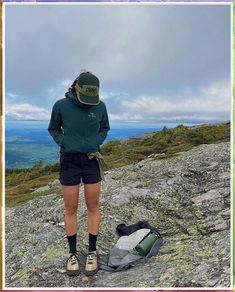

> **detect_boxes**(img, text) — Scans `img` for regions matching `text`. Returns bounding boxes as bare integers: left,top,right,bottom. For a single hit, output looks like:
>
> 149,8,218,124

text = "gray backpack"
99,222,163,272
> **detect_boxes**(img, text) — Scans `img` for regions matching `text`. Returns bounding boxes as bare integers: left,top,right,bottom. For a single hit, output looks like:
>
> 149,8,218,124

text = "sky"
5,4,231,124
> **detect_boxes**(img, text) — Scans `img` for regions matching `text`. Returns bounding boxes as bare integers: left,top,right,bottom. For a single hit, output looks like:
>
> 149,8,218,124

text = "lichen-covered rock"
5,142,230,288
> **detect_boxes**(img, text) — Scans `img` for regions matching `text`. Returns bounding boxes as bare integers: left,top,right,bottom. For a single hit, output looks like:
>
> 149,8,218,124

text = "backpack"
99,220,163,272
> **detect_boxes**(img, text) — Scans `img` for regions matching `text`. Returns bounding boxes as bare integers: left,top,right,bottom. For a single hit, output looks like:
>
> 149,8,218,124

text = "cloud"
7,93,19,99
109,112,144,122
5,81,230,123
60,80,72,87
5,5,231,124
6,103,51,120
112,81,231,123
44,78,74,108
100,91,129,100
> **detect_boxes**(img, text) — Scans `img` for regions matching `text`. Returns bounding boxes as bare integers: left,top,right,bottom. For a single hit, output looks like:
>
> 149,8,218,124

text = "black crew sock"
67,234,77,254
88,233,98,252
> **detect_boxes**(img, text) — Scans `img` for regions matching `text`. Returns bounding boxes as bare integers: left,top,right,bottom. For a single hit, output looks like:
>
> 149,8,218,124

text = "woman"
48,71,110,276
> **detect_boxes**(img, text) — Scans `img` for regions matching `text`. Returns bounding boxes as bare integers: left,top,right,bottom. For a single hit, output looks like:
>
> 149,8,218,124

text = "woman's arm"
98,103,110,146
48,102,64,147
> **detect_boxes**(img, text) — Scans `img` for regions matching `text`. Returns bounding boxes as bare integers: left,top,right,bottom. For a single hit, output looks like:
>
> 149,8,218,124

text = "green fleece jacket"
48,90,110,153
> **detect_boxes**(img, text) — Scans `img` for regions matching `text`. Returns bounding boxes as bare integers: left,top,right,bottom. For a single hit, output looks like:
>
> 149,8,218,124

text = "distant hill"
101,121,230,169
5,121,230,207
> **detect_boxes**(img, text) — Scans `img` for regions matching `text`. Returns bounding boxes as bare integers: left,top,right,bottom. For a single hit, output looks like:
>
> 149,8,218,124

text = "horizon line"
5,119,230,123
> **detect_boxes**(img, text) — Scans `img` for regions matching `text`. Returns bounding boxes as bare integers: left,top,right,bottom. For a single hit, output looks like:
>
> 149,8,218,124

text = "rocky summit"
5,142,230,288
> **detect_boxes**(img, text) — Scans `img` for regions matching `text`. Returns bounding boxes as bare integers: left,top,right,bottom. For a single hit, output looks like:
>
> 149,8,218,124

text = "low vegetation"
5,161,59,207
101,122,230,169
5,122,230,207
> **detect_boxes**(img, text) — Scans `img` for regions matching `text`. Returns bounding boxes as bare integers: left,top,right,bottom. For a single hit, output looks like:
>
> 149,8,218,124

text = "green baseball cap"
75,72,100,105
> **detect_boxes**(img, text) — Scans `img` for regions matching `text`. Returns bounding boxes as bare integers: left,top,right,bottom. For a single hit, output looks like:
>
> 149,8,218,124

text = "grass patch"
5,161,60,207
6,172,60,207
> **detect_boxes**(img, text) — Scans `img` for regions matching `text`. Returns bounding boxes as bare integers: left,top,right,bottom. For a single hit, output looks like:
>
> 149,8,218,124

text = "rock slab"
5,142,231,288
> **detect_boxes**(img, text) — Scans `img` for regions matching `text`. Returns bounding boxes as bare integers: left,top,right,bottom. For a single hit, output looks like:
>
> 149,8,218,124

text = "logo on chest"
88,112,96,118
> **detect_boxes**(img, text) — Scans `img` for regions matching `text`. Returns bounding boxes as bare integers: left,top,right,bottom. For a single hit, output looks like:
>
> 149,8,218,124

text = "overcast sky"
5,4,231,124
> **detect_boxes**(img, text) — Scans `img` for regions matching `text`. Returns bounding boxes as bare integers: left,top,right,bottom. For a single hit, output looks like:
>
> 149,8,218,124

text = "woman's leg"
84,182,101,236
62,184,79,236
62,184,80,276
84,181,101,275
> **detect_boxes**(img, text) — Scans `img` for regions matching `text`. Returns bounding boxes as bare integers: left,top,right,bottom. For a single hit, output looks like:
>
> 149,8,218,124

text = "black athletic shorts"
59,151,101,185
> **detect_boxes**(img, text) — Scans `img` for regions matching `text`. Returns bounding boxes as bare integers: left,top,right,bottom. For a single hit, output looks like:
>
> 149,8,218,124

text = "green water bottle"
135,233,158,256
